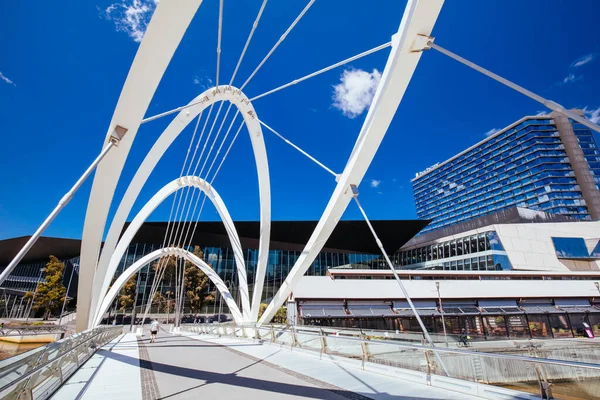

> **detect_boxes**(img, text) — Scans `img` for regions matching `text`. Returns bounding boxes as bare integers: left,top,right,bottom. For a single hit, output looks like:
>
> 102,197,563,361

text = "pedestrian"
150,319,160,343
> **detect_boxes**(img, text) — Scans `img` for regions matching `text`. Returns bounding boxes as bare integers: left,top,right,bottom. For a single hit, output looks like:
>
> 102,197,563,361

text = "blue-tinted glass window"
551,237,590,259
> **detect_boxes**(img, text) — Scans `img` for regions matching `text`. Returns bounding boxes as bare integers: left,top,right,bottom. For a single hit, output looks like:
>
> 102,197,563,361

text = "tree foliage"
118,274,137,312
150,246,213,315
24,256,66,320
152,290,175,314
184,246,213,315
258,303,287,324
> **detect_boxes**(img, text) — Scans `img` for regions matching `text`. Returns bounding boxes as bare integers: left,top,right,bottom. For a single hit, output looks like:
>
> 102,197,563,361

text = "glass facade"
393,231,513,271
573,122,600,192
0,257,79,293
108,243,381,312
412,117,600,232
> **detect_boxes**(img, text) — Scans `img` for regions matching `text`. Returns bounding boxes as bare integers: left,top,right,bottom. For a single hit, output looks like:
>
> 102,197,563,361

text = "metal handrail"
0,326,122,395
187,323,600,372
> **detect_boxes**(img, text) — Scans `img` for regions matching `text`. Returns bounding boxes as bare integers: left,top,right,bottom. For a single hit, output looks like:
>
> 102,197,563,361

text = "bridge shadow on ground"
100,334,435,399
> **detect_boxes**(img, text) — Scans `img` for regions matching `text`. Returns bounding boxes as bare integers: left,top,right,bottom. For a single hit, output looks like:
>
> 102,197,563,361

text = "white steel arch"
259,0,444,324
92,175,252,325
78,0,443,331
77,0,205,332
85,86,271,329
93,247,243,327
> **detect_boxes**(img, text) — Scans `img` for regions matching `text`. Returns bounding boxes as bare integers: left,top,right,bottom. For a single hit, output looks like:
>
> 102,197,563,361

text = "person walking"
150,319,160,343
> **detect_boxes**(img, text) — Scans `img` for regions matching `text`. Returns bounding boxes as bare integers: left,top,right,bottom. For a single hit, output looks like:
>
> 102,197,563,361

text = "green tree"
152,290,175,314
257,303,287,324
118,274,137,313
184,246,213,316
24,256,66,320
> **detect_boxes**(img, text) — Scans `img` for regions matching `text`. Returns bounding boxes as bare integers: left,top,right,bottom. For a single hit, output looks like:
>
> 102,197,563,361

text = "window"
552,237,593,259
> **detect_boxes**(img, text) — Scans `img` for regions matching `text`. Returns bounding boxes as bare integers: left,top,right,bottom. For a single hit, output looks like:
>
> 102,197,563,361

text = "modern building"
412,110,600,233
395,206,600,272
290,206,600,339
0,219,425,318
293,269,600,339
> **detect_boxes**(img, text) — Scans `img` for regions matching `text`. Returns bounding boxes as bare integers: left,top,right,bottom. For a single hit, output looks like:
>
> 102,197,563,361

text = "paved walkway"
52,333,142,400
54,329,483,399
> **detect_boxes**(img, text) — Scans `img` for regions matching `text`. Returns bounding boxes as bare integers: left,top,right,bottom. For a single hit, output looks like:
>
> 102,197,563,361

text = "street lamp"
436,281,448,347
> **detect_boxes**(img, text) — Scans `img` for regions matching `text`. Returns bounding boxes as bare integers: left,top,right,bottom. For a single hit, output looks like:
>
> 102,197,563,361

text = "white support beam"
77,0,204,332
259,0,444,325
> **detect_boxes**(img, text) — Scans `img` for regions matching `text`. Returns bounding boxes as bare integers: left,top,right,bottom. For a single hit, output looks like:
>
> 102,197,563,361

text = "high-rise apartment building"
412,110,600,232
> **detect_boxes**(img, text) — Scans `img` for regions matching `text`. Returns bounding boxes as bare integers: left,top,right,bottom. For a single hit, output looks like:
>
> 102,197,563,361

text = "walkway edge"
185,333,538,400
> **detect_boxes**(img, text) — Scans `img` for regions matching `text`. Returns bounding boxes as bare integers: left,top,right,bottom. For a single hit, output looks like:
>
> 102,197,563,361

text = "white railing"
183,323,600,399
0,326,122,400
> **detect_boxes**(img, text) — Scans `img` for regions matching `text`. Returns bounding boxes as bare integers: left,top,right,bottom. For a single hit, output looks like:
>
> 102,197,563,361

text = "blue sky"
1,0,600,240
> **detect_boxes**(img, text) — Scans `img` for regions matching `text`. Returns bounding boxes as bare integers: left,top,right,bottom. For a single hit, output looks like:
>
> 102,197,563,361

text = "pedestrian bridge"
2,324,600,399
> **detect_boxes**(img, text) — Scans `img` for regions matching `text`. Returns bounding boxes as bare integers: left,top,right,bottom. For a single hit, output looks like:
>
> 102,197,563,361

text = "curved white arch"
93,247,242,327
86,86,271,328
258,0,444,324
77,0,204,332
92,176,251,324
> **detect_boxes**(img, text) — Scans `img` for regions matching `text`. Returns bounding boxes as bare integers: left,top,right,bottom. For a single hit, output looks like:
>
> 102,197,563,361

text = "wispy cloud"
193,75,213,90
0,71,15,86
332,68,381,118
103,0,158,43
370,179,381,188
562,73,582,85
484,128,499,137
557,53,596,86
535,110,548,116
571,53,596,68
584,106,600,124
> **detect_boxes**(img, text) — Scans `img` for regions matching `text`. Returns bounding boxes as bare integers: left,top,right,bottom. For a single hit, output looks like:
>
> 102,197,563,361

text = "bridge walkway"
52,329,479,399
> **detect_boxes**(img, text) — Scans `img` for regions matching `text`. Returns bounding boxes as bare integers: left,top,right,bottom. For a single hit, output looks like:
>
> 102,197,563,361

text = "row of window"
414,131,566,200
412,118,600,233
413,119,555,191
395,232,507,267
304,313,600,340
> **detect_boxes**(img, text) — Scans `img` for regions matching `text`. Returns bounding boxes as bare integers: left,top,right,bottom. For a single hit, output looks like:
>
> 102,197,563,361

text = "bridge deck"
53,329,478,399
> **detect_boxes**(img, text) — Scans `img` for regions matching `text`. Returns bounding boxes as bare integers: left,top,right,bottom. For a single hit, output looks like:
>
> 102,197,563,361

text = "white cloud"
370,179,381,188
584,106,600,124
332,68,381,118
571,53,596,68
535,110,548,116
193,75,213,89
484,128,499,137
104,0,158,43
563,73,581,84
0,71,15,86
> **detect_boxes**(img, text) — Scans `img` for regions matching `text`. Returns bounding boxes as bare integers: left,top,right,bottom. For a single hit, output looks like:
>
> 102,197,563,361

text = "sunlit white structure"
3,0,598,335
74,0,445,331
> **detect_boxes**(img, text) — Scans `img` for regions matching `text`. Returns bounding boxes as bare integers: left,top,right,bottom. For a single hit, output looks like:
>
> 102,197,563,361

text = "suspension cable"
173,102,229,247
240,0,315,90
139,112,206,326
229,0,268,85
168,103,221,250
216,0,224,87
351,189,448,375
428,41,600,134
186,120,245,253
258,119,338,177
250,41,391,102
181,110,241,247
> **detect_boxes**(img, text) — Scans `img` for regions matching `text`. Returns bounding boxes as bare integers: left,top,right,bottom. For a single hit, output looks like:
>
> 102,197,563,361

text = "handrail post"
359,333,370,370
292,326,299,349
534,364,553,399
319,328,327,358
270,325,276,343
424,351,433,385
